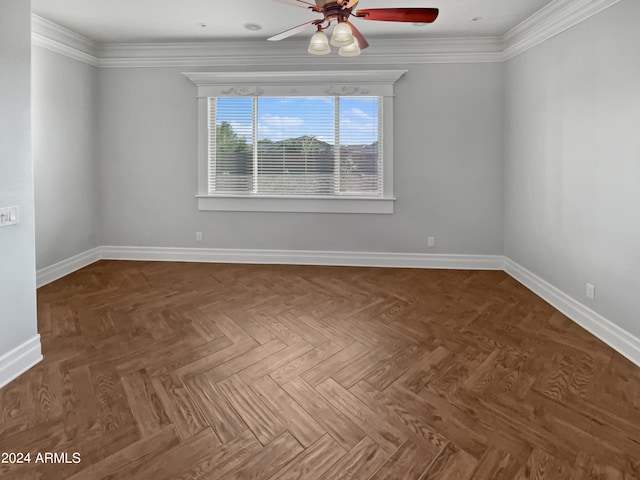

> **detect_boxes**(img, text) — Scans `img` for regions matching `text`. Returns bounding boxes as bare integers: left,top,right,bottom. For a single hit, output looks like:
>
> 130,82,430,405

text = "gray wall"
98,63,504,254
32,46,99,269
504,0,640,336
0,0,38,354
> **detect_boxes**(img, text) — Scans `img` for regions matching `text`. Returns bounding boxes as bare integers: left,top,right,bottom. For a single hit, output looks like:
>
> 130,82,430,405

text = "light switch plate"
0,206,19,227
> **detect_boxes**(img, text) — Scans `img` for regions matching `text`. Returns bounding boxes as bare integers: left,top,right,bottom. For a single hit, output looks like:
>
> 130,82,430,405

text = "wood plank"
210,313,251,343
269,434,346,480
364,343,423,391
150,374,208,441
89,366,135,433
218,375,286,445
386,385,488,458
321,436,388,480
173,337,258,377
173,429,262,480
121,369,170,438
301,342,369,387
421,443,479,480
255,313,304,345
369,440,438,480
182,308,225,342
128,336,232,376
218,432,304,480
66,426,179,480
283,377,366,451
316,378,405,454
471,448,524,480
237,341,314,384
394,346,455,394
114,427,220,480
228,313,278,345
349,380,447,456
28,363,63,427
269,341,342,385
204,339,287,382
60,364,101,439
332,347,397,389
251,375,325,447
514,448,574,480
276,312,331,347
183,372,247,443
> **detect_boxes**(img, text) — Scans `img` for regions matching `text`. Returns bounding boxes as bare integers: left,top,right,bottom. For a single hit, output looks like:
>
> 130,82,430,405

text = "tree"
215,121,249,153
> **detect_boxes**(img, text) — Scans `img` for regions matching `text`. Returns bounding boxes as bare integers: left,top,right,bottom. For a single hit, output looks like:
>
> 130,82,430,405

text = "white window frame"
183,70,407,214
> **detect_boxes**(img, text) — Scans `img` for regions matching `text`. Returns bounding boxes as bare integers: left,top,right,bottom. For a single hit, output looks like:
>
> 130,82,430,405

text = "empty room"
1,0,639,478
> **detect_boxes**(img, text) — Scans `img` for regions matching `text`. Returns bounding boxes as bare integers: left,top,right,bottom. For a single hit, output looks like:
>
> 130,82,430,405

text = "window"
184,70,406,213
209,96,381,197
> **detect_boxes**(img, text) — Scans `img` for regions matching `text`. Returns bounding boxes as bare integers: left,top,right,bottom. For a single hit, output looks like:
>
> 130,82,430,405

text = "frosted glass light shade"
339,38,361,57
330,22,354,47
308,31,331,55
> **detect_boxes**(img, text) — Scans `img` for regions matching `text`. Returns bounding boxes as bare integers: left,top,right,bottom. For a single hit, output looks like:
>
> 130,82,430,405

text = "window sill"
196,195,395,214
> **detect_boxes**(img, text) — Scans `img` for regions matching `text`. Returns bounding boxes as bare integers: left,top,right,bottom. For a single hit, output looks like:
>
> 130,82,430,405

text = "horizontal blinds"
209,97,253,193
208,96,381,196
338,97,381,195
257,97,336,196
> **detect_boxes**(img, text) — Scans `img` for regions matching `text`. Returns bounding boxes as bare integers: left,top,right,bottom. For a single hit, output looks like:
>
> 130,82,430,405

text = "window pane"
339,97,381,194
208,96,382,197
211,98,253,193
257,97,336,196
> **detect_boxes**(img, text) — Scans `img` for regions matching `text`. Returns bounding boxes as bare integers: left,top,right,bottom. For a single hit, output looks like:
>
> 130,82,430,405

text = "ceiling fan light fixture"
308,30,331,55
330,21,355,47
338,38,361,57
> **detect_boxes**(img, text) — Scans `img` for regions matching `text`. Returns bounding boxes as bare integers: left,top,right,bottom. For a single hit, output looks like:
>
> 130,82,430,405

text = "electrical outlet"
196,232,203,242
586,283,595,300
427,236,435,248
0,206,19,227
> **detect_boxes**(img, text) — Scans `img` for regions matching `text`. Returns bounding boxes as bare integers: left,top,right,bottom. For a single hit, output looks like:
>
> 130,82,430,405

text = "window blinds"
208,96,382,197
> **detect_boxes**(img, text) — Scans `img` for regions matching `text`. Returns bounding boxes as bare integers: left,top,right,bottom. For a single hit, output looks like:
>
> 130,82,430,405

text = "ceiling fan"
268,0,439,56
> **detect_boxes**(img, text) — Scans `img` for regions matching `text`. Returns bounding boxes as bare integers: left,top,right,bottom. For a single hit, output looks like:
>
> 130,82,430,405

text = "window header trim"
182,70,407,98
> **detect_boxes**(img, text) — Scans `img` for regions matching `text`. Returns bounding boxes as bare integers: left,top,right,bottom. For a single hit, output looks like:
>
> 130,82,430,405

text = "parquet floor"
1,261,639,479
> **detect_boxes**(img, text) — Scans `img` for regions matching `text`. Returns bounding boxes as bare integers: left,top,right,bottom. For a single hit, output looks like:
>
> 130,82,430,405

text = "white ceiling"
32,0,554,44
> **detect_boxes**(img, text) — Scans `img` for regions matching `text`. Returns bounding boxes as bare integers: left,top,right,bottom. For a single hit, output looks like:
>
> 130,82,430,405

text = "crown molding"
502,0,623,60
31,0,623,68
97,37,503,68
32,33,100,67
31,14,99,67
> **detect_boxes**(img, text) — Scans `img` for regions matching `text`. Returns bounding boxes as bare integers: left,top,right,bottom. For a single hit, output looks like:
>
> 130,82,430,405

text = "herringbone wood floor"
1,261,639,479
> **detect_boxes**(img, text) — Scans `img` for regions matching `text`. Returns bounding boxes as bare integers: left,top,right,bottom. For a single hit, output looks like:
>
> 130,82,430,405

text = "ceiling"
32,0,554,44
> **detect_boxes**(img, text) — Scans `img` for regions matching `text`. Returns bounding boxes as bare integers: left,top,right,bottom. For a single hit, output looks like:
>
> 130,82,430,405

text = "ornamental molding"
221,87,265,96
324,86,371,95
183,70,407,97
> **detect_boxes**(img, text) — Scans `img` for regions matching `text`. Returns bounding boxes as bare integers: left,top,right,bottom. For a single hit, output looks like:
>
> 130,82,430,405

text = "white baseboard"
504,258,640,368
36,247,102,288
100,245,505,270
35,246,640,368
0,335,42,389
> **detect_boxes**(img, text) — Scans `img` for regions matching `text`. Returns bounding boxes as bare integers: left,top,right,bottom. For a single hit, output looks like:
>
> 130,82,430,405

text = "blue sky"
216,96,379,146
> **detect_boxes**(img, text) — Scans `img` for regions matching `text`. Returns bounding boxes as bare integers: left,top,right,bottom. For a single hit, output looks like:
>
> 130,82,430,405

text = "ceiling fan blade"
273,0,323,13
268,21,317,41
348,22,369,49
355,8,439,23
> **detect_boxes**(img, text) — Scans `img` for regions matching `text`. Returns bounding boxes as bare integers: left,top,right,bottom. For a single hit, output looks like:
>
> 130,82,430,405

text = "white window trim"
183,70,407,214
